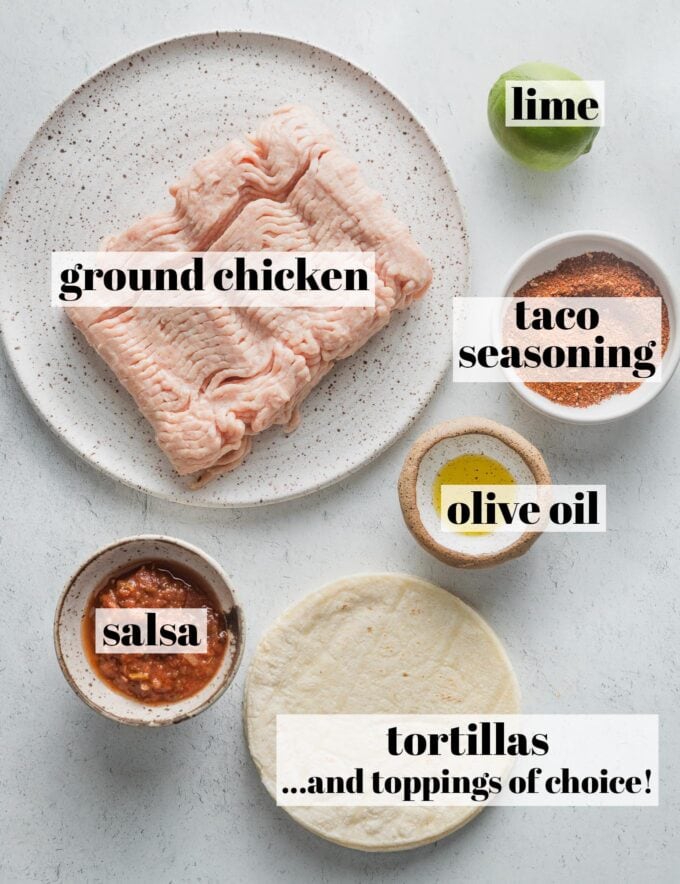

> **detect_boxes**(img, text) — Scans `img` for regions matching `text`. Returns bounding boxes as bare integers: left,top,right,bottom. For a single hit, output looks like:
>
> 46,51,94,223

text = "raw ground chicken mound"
68,105,432,485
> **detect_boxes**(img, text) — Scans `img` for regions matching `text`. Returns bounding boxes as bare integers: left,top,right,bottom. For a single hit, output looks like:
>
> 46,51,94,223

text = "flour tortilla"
244,573,520,851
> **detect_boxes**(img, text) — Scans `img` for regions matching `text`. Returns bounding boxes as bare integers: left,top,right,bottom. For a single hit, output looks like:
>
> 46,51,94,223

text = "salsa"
83,562,230,704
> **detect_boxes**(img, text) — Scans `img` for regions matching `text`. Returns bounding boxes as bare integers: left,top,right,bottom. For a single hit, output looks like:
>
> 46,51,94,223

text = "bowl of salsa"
54,536,244,726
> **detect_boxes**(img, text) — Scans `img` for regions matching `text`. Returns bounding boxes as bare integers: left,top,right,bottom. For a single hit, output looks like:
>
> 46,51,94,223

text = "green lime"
488,61,600,171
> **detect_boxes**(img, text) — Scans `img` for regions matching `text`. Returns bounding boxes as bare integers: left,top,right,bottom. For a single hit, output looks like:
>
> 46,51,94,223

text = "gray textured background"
1,1,678,881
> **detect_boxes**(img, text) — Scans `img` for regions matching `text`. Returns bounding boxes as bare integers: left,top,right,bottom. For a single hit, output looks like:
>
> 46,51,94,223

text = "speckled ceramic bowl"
398,418,551,568
54,536,244,726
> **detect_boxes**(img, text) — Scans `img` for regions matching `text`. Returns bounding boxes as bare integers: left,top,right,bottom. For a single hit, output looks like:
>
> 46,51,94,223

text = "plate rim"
0,28,469,508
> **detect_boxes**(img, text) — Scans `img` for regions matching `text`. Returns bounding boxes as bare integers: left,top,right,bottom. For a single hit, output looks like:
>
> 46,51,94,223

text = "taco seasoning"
83,563,229,704
514,251,669,407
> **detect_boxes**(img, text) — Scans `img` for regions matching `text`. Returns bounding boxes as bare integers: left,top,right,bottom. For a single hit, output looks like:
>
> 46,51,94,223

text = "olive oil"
432,453,516,536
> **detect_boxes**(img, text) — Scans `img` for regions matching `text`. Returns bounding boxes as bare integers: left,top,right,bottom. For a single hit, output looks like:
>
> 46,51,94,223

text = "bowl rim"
499,229,680,424
397,418,552,568
53,534,245,727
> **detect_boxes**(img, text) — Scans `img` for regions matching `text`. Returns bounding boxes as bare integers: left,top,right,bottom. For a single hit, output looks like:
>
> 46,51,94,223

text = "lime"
488,62,600,171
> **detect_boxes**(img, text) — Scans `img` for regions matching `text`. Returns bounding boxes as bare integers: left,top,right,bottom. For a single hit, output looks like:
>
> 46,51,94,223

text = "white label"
94,607,208,654
453,297,662,383
276,714,657,807
440,484,606,533
505,80,605,127
52,251,376,308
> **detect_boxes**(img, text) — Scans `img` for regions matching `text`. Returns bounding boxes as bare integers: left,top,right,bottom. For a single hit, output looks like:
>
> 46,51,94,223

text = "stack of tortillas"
245,574,520,851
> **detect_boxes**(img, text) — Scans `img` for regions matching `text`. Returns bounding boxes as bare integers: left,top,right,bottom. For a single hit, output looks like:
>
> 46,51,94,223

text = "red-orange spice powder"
514,251,670,407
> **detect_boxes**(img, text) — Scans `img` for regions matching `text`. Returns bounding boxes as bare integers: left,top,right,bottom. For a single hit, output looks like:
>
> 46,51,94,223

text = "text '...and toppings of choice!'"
276,715,657,807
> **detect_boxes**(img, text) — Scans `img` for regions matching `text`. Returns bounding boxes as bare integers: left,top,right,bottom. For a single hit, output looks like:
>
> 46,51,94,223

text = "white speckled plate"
0,32,467,507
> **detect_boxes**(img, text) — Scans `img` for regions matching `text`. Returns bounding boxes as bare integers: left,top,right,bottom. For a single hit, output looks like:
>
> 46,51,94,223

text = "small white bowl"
54,535,244,726
500,231,680,423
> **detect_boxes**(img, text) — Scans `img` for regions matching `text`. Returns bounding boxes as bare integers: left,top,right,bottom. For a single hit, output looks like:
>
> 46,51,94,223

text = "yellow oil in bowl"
432,453,516,536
